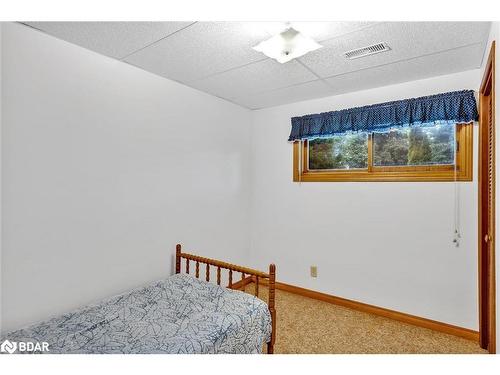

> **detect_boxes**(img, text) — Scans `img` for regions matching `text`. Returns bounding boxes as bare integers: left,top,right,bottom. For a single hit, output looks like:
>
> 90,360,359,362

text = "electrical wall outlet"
310,266,318,278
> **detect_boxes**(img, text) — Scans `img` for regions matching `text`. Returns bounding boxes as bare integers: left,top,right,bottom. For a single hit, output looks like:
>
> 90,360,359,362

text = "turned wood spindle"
217,267,221,285
267,264,277,354
185,259,190,274
228,270,233,288
206,263,210,282
255,276,259,297
195,261,200,278
175,244,181,274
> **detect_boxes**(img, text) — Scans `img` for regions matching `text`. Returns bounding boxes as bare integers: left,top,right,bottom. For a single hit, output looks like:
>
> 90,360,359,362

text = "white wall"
0,22,252,333
249,70,481,330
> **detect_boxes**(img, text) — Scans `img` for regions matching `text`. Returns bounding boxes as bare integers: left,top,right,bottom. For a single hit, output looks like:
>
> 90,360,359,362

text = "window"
372,123,455,167
308,133,368,170
293,123,473,182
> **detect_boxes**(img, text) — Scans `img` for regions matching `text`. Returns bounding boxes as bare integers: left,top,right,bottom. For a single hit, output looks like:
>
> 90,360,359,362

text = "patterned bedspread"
2,274,272,354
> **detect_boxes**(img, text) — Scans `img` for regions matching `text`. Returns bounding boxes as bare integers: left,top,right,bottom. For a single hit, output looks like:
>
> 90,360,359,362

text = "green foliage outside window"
373,124,455,166
309,134,368,170
308,123,455,170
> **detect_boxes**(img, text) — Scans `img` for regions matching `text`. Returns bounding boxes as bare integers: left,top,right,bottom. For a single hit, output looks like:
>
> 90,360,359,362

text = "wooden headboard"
175,244,276,354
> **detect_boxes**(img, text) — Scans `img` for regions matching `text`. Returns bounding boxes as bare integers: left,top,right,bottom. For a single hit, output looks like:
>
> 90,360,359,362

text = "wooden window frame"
293,123,473,182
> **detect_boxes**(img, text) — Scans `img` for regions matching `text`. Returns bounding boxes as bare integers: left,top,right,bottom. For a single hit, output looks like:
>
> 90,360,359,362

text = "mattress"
2,274,272,354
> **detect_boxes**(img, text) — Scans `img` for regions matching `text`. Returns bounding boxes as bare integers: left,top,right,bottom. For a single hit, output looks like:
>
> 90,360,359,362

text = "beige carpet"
243,284,486,354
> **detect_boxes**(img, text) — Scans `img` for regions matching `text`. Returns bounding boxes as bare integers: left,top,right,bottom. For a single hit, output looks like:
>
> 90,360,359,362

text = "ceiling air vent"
344,42,391,59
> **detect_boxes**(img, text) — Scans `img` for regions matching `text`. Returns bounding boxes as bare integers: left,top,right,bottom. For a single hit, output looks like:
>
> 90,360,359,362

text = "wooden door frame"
478,41,496,354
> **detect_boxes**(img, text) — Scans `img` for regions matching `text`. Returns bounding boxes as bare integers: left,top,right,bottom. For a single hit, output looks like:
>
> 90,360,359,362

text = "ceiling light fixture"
252,26,323,64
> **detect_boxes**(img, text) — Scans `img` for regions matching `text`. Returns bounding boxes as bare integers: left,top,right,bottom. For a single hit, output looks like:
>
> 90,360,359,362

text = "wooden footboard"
175,244,276,354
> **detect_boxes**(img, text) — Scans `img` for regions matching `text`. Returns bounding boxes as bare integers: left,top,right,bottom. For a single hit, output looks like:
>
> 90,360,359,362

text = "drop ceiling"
23,21,491,110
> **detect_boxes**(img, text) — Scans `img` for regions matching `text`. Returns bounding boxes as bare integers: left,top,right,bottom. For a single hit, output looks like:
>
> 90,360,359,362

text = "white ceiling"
23,21,491,110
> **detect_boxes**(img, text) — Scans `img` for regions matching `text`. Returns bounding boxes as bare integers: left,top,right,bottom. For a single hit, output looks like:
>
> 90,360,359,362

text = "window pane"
308,133,368,170
373,123,455,167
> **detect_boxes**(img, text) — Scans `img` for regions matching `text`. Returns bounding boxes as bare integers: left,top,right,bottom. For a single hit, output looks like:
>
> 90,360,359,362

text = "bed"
1,244,277,354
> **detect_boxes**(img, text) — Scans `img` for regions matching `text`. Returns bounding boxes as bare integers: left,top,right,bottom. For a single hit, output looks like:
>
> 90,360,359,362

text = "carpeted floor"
243,284,486,354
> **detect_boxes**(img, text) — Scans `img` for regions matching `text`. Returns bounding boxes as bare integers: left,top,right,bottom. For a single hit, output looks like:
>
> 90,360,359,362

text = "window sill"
294,169,472,182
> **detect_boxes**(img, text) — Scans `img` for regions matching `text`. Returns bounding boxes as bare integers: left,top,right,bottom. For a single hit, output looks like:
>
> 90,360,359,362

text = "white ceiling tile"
189,59,318,99
323,43,485,97
232,80,333,109
291,21,379,42
124,22,273,82
20,22,491,109
25,22,193,59
300,22,491,78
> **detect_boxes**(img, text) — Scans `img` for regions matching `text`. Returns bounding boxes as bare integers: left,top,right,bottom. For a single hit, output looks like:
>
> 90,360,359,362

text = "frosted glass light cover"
252,27,323,63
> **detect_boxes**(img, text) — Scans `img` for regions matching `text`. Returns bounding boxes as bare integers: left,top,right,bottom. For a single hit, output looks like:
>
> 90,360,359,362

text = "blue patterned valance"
288,90,478,141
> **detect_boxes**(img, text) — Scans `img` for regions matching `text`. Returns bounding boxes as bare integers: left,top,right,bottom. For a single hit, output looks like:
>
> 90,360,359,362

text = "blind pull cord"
453,135,461,247
298,139,302,184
